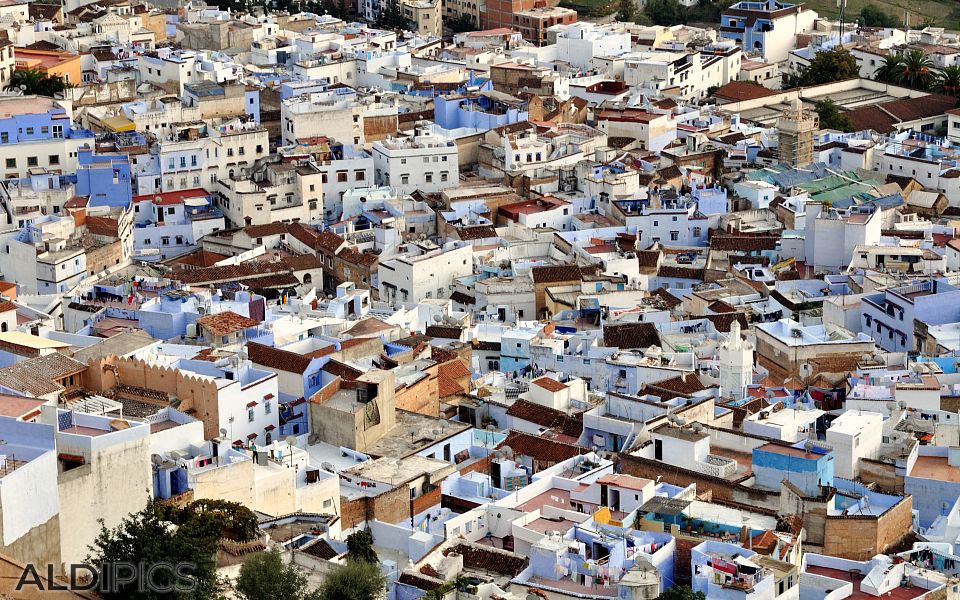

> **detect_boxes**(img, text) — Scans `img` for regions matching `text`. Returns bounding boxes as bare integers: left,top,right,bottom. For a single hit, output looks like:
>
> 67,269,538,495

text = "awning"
246,432,258,440
101,114,136,132
232,439,243,446
264,424,275,431
263,393,274,400
246,401,258,408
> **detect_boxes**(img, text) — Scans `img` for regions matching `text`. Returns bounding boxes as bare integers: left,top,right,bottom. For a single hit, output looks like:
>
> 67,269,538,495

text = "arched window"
303,273,312,284
0,322,7,332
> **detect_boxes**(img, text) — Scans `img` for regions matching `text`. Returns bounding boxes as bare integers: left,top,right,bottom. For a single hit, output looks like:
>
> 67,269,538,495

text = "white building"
378,241,473,305
372,131,459,194
825,410,883,480
718,320,753,401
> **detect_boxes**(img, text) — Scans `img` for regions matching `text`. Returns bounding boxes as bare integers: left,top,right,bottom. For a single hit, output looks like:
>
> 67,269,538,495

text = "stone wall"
340,484,412,529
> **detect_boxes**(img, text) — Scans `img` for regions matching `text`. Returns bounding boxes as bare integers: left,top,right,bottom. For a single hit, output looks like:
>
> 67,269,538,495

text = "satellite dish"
501,445,513,459
151,454,164,465
433,314,443,323
220,428,228,437
321,461,335,472
804,441,814,453
285,435,297,447
765,390,776,400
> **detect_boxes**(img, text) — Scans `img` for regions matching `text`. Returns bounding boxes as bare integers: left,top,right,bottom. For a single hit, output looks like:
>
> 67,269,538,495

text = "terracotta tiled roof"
247,341,313,374
196,311,259,337
710,236,779,252
450,291,476,305
438,374,465,398
658,265,704,280
0,301,15,313
315,230,346,254
241,222,290,238
280,253,323,271
437,359,471,380
530,264,600,284
456,225,497,240
0,352,86,397
443,543,528,577
499,430,586,464
165,248,229,268
425,325,462,339
713,81,779,102
532,377,568,393
322,360,362,381
648,373,708,395
637,250,661,268
603,322,659,350
650,287,681,308
506,398,570,429
704,312,749,333
167,261,288,285
302,539,338,560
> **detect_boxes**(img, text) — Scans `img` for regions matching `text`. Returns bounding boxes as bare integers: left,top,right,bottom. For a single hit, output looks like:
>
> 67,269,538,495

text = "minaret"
719,320,753,401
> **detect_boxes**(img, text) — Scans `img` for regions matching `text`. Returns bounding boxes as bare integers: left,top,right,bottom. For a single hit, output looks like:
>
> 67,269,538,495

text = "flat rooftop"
343,454,452,485
363,410,471,459
910,455,960,483
804,565,927,600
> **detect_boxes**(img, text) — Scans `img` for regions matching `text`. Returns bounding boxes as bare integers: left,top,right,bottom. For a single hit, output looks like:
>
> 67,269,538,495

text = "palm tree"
898,48,937,91
5,68,69,96
936,65,960,97
873,54,904,85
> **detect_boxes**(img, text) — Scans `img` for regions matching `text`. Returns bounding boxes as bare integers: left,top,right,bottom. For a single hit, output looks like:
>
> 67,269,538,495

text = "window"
337,171,348,182
238,147,245,155
27,156,37,167
692,227,702,237
227,148,234,157
49,155,59,166
52,125,63,138
670,231,679,241
248,409,255,422
355,170,365,181
401,175,409,185
40,126,49,135
425,173,433,183
265,432,272,444
191,155,197,167
264,401,272,414
25,127,33,135
1,133,8,143
5,158,14,168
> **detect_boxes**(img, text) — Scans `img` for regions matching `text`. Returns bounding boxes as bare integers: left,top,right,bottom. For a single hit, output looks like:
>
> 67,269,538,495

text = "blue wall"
752,446,833,496
76,149,133,208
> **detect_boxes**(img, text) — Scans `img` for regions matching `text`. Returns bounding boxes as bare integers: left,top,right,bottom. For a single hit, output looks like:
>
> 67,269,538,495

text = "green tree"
686,0,733,23
858,4,898,27
658,586,707,600
447,13,477,32
158,498,259,542
814,98,854,132
897,48,937,91
937,64,960,97
6,68,70,96
345,530,379,564
376,0,406,29
873,53,904,85
616,0,636,22
782,48,858,89
86,499,223,600
644,0,684,25
236,548,321,600
318,560,386,600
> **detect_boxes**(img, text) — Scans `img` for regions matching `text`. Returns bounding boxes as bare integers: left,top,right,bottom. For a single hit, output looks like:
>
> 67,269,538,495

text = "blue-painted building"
861,279,960,352
434,91,528,131
75,148,133,208
719,0,816,63
752,442,833,496
0,97,91,146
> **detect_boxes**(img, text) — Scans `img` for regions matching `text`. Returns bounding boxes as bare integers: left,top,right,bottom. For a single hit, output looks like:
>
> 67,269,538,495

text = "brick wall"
339,484,413,529
859,458,903,494
822,495,912,560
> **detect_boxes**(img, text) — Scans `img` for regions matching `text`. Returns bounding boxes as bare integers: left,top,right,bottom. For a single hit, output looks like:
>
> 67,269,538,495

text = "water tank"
618,562,660,600
186,323,198,338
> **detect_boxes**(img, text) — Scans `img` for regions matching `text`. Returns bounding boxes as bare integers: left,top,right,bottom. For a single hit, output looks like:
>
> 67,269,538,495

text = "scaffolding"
778,99,818,168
